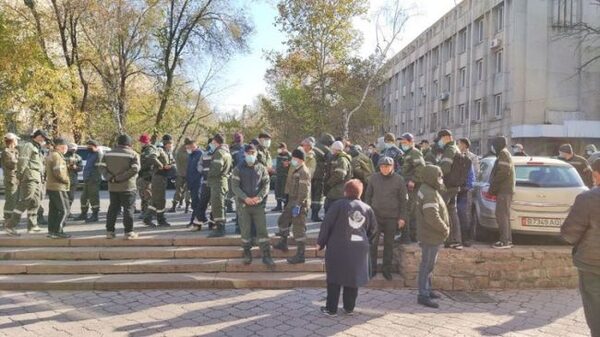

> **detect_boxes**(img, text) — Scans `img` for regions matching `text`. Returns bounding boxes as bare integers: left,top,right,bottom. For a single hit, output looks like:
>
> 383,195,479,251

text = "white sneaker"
125,231,138,240
28,226,42,233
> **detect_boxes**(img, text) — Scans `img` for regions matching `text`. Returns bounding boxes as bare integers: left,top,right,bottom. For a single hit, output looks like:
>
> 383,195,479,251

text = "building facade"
379,0,600,155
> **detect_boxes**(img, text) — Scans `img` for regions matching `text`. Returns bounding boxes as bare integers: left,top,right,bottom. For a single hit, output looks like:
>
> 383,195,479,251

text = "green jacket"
139,144,158,179
231,162,270,207
423,147,437,165
351,152,374,185
1,147,19,186
401,147,425,184
416,165,450,245
564,154,593,188
175,146,189,177
275,151,292,177
285,163,311,207
489,137,515,196
98,145,140,192
304,150,316,178
257,146,272,170
365,172,408,221
438,141,460,193
325,151,352,200
16,141,45,183
152,147,175,175
207,146,232,186
313,143,330,181
45,150,70,191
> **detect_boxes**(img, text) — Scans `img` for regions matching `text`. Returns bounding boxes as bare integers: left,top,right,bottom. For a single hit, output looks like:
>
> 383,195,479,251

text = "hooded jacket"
489,136,515,196
325,151,353,200
416,165,450,245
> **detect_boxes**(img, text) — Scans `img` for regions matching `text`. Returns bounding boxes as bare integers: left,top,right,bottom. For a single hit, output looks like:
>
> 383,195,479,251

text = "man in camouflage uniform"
2,133,20,223
272,142,291,212
300,138,317,177
559,144,594,188
311,133,334,221
584,144,597,164
169,141,191,213
75,139,103,223
437,129,463,250
64,143,83,217
45,137,71,239
207,134,233,238
349,145,374,198
273,149,311,264
144,134,176,227
324,141,352,213
399,133,425,243
137,134,156,219
226,132,245,215
4,129,49,236
380,132,403,173
420,140,436,165
256,132,273,172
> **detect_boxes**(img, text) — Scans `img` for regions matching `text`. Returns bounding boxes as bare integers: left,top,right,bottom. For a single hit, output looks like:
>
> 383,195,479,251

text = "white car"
76,145,111,187
473,156,588,237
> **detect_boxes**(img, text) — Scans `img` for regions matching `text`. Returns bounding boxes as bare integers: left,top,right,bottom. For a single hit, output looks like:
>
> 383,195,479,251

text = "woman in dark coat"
317,179,377,316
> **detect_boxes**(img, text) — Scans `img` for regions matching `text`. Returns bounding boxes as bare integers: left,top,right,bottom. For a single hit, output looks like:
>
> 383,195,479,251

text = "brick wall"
395,245,579,290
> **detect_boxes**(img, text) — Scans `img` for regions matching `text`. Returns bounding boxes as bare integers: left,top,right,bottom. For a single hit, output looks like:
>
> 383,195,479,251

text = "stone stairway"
0,234,403,291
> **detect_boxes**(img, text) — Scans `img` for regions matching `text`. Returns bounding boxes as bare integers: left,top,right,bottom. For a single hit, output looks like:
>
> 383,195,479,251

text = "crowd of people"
1,128,599,321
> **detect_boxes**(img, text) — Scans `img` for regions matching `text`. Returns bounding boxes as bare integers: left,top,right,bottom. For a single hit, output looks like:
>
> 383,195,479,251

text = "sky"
210,0,460,115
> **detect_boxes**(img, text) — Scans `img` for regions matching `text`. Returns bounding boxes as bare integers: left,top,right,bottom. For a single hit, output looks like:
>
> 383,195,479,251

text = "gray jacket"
98,146,140,192
365,172,408,221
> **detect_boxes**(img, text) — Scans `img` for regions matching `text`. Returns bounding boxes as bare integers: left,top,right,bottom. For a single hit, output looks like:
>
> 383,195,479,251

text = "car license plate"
521,217,564,227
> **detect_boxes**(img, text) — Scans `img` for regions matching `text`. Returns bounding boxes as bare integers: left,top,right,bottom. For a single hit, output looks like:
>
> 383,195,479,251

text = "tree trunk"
153,73,174,141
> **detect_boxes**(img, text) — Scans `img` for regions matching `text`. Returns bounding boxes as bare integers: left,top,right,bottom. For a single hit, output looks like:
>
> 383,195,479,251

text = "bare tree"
341,0,410,139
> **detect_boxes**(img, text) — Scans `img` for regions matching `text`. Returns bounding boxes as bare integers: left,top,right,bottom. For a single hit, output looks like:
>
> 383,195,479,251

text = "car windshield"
515,165,584,188
76,149,89,161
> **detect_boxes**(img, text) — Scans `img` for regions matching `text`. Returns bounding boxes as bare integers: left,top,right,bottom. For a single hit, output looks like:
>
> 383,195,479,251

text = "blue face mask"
291,159,299,167
437,139,445,148
401,144,411,152
208,143,216,152
245,154,257,165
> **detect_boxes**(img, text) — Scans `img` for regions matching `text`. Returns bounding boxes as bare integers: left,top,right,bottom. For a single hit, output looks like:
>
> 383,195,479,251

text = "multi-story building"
379,0,600,155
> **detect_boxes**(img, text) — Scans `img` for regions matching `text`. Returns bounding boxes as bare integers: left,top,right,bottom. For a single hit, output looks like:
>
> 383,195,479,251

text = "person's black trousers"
106,191,135,233
326,283,358,313
47,190,69,234
579,270,600,337
198,183,212,222
188,182,201,223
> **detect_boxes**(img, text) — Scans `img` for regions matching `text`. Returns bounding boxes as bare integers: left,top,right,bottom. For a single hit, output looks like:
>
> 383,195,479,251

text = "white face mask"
40,141,47,147
490,145,496,154
186,149,192,154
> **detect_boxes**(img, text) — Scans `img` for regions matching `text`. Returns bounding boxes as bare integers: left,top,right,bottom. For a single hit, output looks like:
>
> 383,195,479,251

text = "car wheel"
473,206,494,243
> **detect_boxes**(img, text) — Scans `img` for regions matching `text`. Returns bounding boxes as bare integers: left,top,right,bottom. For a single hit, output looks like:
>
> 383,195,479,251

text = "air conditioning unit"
402,86,407,97
422,90,427,97
418,128,425,135
490,38,502,49
438,92,450,101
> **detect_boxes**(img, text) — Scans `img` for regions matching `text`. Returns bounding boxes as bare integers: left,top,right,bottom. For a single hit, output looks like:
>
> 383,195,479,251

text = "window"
459,104,467,124
445,74,452,92
494,94,503,117
430,112,438,132
476,59,484,81
443,108,453,126
419,56,425,75
459,67,466,88
432,47,439,66
516,165,585,188
553,0,577,27
445,38,454,61
432,80,438,100
495,50,503,73
495,3,504,32
474,99,482,121
475,17,484,43
458,29,467,53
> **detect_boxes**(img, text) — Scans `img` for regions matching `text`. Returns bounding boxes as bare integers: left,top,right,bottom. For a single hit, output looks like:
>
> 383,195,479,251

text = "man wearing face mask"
256,132,273,172
4,129,49,236
274,149,311,264
207,134,233,238
400,133,425,244
511,143,527,157
365,157,408,281
311,134,334,222
169,140,191,214
380,133,403,173
231,144,274,267
144,134,176,227
272,142,292,212
559,144,593,188
584,144,598,164
489,136,516,249
45,137,72,239
184,138,203,229
436,129,463,250
324,141,353,213
75,139,103,223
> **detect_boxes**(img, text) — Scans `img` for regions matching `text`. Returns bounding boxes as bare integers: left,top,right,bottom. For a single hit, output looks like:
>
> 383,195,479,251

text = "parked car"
77,145,111,189
472,156,588,238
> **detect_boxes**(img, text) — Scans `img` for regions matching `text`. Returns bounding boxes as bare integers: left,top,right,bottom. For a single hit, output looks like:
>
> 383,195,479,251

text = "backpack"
444,152,472,188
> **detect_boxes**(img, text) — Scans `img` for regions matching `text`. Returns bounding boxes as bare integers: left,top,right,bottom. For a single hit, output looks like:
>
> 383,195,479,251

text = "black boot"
207,223,225,238
85,210,99,223
271,200,283,212
273,236,289,252
167,201,177,213
143,210,157,227
74,210,88,221
225,200,235,213
262,246,275,268
287,241,305,264
37,213,48,226
157,212,171,227
184,202,190,214
418,295,440,309
242,247,252,265
311,206,322,222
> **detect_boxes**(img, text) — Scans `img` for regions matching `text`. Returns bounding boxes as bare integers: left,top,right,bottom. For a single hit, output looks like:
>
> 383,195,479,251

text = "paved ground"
0,289,590,337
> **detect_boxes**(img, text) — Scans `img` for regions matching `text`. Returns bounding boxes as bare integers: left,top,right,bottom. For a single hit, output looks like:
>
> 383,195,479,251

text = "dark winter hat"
162,134,173,144
319,133,335,146
401,133,414,142
437,129,452,138
292,149,305,161
53,137,67,146
32,129,50,141
384,132,396,143
244,144,256,153
117,134,132,146
213,133,225,144
559,144,573,154
86,139,100,147
378,156,394,167
258,132,272,139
